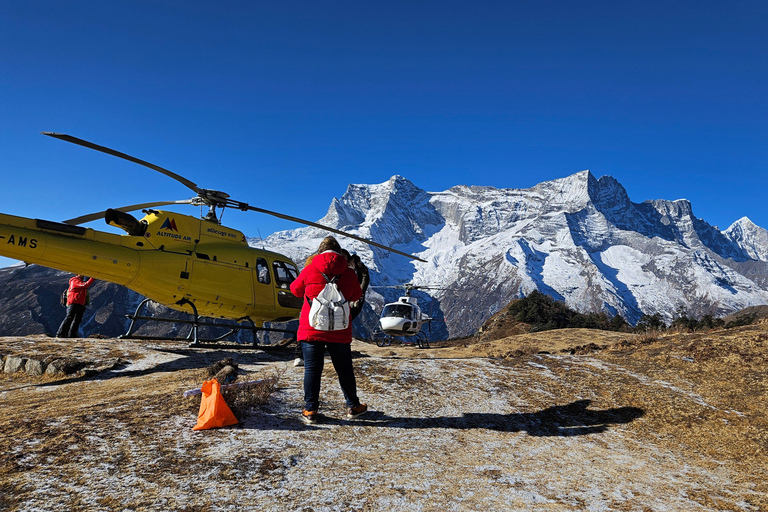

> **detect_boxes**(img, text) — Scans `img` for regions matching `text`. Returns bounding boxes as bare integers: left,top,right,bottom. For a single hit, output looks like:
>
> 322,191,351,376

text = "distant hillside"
475,291,628,342
0,264,240,339
474,306,530,342
475,291,768,342
722,304,768,321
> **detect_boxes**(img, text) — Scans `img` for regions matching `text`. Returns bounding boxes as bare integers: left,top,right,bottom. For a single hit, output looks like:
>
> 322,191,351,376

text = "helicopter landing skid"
118,298,296,350
373,329,430,349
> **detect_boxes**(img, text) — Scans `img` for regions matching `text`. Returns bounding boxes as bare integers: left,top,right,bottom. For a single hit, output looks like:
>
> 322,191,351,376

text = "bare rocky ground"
1,324,767,511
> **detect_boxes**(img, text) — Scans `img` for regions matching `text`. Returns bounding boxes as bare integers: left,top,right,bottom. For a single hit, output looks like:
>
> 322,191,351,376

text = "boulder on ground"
25,358,46,376
4,355,26,373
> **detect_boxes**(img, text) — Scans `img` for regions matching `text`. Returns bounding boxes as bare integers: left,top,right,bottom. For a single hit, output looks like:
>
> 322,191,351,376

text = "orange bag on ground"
193,379,239,430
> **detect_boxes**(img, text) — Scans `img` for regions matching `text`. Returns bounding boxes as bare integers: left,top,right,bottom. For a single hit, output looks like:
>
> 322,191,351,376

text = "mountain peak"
730,216,757,230
387,174,412,187
589,174,632,214
529,170,595,212
725,216,768,262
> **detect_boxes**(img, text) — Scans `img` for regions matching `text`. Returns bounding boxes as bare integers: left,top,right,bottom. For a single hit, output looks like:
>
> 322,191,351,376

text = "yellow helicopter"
0,133,424,346
371,283,446,348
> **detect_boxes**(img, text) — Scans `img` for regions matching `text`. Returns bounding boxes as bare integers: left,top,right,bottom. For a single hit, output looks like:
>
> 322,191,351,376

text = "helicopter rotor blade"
240,203,427,263
42,132,202,194
42,132,426,262
372,283,448,290
63,199,196,225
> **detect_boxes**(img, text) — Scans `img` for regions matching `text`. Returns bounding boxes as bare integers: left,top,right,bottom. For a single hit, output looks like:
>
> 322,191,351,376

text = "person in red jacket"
290,236,366,424
56,274,95,338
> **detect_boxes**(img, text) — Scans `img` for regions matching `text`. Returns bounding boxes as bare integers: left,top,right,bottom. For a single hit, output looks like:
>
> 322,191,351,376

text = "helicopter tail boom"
0,212,141,285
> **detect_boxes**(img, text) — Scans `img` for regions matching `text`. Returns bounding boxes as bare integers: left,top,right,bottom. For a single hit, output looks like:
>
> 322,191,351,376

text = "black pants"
301,341,359,411
57,304,86,338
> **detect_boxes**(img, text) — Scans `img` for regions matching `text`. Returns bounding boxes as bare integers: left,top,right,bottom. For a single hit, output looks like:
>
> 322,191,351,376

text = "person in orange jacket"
56,274,95,338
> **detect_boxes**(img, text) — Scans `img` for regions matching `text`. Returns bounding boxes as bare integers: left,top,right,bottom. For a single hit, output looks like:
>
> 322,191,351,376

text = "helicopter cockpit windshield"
272,260,299,289
382,303,414,319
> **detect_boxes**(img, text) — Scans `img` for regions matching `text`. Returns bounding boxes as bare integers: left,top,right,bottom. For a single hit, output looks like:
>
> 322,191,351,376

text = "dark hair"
317,236,341,254
340,249,351,261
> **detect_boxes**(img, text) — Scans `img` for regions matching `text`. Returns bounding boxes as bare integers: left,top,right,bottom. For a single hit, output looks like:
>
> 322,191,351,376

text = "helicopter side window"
272,261,298,289
256,258,270,285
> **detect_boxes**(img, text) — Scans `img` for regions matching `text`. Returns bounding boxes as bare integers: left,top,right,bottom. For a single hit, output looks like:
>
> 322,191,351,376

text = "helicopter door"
251,257,275,310
272,260,302,310
412,305,422,329
186,259,254,315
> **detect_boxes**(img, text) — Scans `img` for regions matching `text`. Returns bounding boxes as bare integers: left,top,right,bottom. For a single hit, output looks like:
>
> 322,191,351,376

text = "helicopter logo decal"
206,226,239,239
156,217,193,242
1,233,38,249
160,218,179,231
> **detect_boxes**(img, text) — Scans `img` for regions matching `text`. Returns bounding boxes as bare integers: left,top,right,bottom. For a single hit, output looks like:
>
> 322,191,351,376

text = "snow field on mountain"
262,172,768,337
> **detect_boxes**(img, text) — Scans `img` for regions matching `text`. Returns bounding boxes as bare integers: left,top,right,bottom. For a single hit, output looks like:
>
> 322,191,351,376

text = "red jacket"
67,276,94,306
290,251,362,343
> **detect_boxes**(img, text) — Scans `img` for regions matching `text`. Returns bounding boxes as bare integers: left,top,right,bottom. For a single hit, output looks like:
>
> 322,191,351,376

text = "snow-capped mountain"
724,217,768,262
2,171,765,340
261,171,768,338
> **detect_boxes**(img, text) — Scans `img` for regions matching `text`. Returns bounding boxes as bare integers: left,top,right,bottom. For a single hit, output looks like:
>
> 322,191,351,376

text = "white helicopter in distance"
371,283,446,348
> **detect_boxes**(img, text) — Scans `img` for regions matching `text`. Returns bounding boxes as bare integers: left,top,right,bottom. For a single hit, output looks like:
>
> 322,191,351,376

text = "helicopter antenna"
257,229,265,249
43,132,426,262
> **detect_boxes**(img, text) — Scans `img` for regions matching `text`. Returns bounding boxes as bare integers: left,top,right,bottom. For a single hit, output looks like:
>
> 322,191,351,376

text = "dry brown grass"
220,372,281,420
1,328,767,511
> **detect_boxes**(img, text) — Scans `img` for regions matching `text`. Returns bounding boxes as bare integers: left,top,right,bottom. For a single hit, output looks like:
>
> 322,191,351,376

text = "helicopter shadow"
98,347,292,380
345,399,644,437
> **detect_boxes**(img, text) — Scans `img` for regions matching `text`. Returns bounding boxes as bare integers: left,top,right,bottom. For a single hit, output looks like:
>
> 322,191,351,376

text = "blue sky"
1,1,766,268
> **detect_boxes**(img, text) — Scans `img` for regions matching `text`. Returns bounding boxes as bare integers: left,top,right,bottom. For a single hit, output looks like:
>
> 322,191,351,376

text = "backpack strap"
306,273,341,307
320,272,340,284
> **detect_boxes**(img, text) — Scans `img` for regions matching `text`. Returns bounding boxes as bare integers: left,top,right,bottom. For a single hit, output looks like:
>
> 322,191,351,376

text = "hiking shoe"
347,403,368,419
293,358,304,367
301,409,319,424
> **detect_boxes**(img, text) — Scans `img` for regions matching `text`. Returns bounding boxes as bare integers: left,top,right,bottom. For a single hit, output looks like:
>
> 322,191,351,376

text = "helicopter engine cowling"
105,209,147,237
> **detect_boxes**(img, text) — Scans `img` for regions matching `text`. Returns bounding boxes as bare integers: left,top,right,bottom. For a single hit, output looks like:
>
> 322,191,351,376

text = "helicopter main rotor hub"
199,189,231,206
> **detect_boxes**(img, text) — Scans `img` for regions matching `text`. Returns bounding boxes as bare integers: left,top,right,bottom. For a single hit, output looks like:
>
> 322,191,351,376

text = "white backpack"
308,273,350,331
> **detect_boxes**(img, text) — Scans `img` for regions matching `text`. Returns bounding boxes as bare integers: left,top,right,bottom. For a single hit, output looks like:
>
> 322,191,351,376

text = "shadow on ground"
241,399,644,436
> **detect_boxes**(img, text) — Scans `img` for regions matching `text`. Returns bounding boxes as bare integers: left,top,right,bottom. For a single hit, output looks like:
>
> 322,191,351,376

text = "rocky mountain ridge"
262,171,768,338
1,170,767,339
